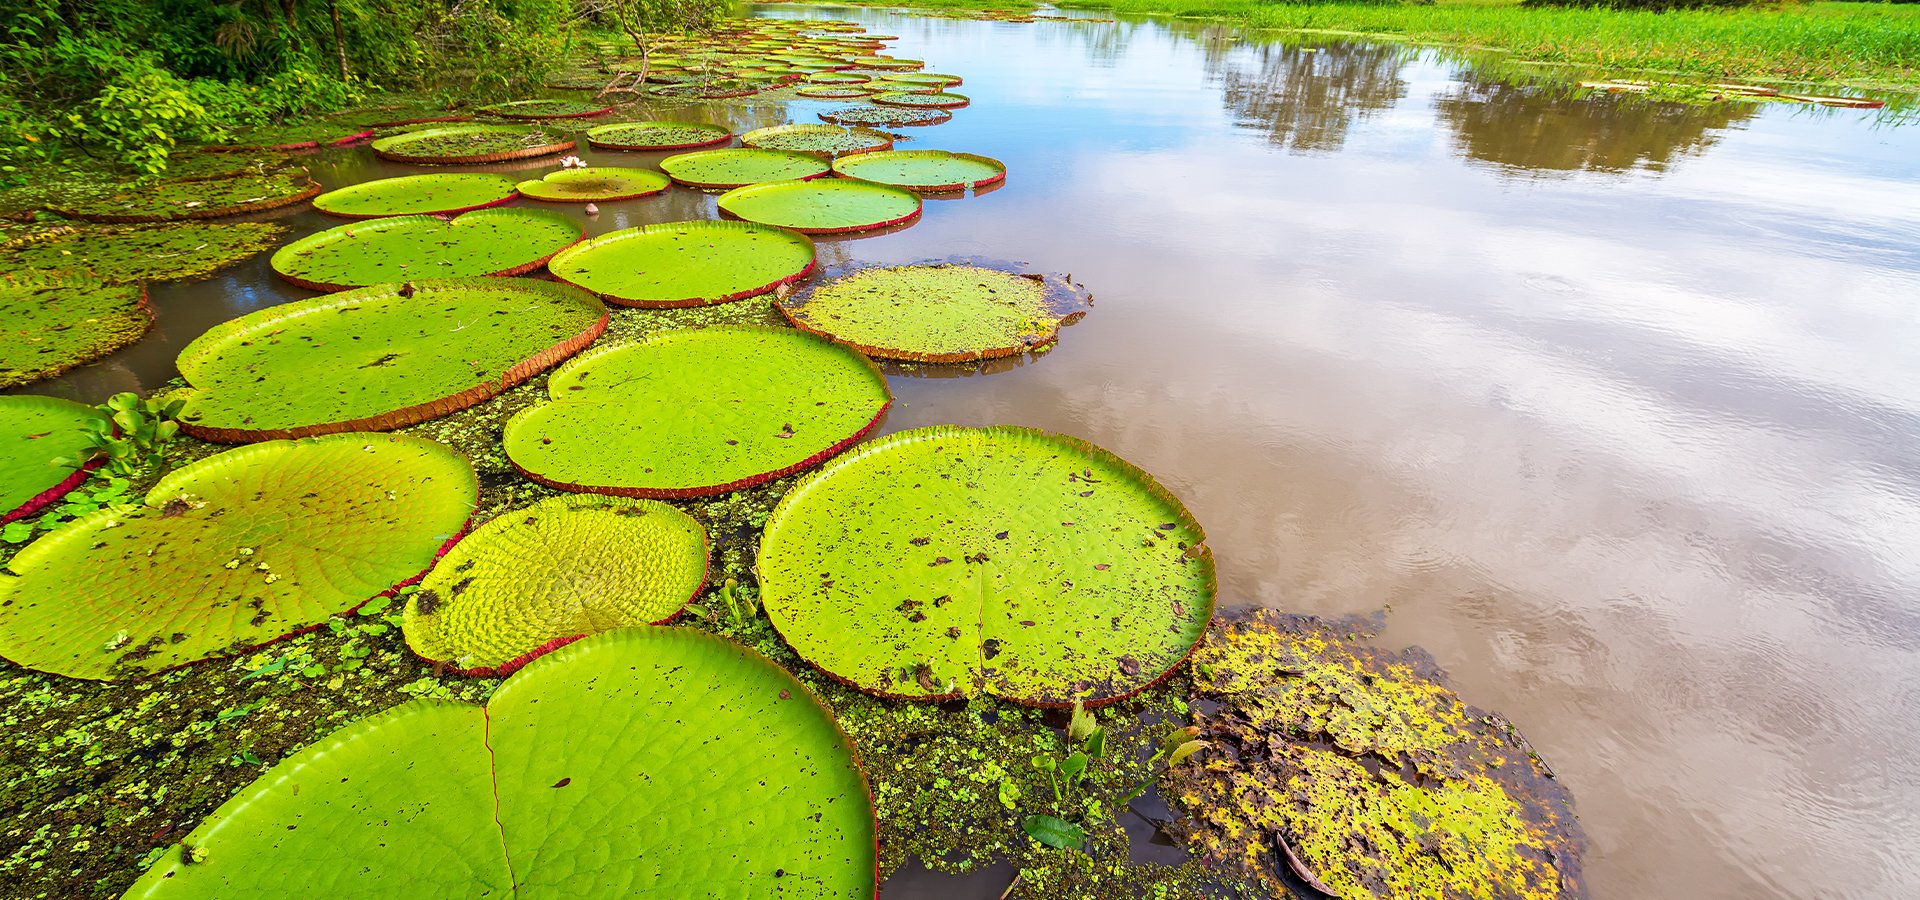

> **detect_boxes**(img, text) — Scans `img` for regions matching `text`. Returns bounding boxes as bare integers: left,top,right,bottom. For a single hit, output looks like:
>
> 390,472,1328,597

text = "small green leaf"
1059,751,1088,780
1167,739,1208,767
1021,814,1085,851
1083,728,1105,760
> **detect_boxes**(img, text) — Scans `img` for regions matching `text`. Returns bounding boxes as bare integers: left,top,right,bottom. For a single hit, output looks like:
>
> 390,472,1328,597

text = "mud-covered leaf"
584,120,732,151
370,124,575,164
740,123,893,157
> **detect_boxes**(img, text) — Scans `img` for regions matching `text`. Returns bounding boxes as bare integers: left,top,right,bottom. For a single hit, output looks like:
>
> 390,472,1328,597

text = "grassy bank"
841,0,1920,89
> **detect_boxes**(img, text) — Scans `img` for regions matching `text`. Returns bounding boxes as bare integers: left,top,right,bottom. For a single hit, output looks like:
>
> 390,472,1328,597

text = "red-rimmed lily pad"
585,120,733,150
1,275,153,388
651,79,763,99
174,278,607,442
0,222,285,284
0,433,476,680
872,91,970,109
270,207,582,291
312,172,519,219
833,150,1006,192
798,85,878,99
742,123,893,157
882,72,963,88
47,173,321,223
122,627,877,899
777,263,1083,362
758,425,1216,707
515,166,670,202
371,124,575,164
717,178,921,235
548,220,815,308
479,98,614,119
402,496,709,675
818,105,952,127
0,396,107,524
659,148,831,190
503,326,890,498
807,72,873,84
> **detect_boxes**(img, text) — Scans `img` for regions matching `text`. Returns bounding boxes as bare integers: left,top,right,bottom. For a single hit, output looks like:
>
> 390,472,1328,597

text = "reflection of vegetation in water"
1203,35,1408,154
1438,75,1757,175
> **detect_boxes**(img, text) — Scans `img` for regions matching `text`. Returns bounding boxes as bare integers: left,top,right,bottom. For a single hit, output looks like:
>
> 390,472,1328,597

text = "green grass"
836,0,1920,89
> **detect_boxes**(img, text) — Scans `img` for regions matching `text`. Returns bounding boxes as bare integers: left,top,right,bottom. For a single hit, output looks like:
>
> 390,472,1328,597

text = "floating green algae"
0,222,287,284
0,276,153,388
777,263,1078,362
1167,612,1586,899
515,166,671,202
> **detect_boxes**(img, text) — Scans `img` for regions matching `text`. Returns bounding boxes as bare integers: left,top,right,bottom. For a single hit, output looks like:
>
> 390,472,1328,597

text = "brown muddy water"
15,5,1920,899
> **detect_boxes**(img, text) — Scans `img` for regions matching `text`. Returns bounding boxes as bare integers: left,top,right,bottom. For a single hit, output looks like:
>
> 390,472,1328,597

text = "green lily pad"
798,85,878,99
852,56,926,71
371,124,575,165
833,150,1006,192
584,120,732,151
807,72,872,84
1,275,153,388
312,173,519,219
758,425,1216,707
864,81,942,95
548,220,815,308
270,207,582,292
0,222,286,284
818,105,952,127
0,396,106,524
515,166,670,202
717,178,922,235
0,433,476,680
479,98,614,119
202,122,372,151
651,80,764,99
175,278,607,442
882,72,962,87
45,173,320,223
402,496,708,674
777,263,1081,362
872,91,970,109
123,627,877,899
658,148,830,190
741,124,893,157
504,326,890,498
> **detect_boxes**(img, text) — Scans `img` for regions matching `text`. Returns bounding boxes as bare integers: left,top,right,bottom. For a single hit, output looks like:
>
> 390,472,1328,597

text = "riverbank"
787,0,1920,90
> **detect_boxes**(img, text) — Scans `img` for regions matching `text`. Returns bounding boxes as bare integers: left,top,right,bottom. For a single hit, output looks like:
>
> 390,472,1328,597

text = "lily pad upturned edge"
775,260,1088,363
0,395,108,525
50,175,323,224
370,125,578,165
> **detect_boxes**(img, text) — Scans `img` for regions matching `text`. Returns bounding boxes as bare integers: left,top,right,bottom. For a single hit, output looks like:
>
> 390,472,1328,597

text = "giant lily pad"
516,166,670,202
777,263,1081,362
818,105,952,127
798,85,878,99
0,222,285,284
47,173,320,223
312,173,519,219
881,72,962,88
371,124,575,164
0,434,476,680
548,220,815,308
479,98,614,119
1,276,153,387
585,120,732,150
402,496,708,674
833,150,1006,192
0,396,106,524
504,326,890,498
270,207,581,291
741,124,894,157
659,148,830,190
871,91,970,109
717,178,921,234
651,80,763,99
123,627,876,899
175,278,607,442
758,425,1216,707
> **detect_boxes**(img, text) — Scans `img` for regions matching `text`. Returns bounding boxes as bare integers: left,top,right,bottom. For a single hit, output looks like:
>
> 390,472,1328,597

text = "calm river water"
20,6,1920,898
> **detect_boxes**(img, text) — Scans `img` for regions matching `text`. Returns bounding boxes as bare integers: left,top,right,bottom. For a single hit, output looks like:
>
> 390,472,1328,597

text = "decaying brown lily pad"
1168,612,1585,900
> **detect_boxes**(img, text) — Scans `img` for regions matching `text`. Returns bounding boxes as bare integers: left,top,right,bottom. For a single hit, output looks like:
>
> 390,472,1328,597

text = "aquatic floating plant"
201,121,373,151
548,220,816,308
479,98,615,119
584,120,733,151
658,148,831,189
122,627,877,899
717,178,922,234
776,263,1081,363
311,172,520,219
503,326,890,498
758,425,1216,707
797,85,878,99
880,72,963,88
0,396,107,524
871,91,971,109
47,173,321,223
740,123,894,157
832,150,1005,192
402,495,708,674
817,105,952,127
173,278,606,442
0,433,476,680
515,166,671,202
0,222,286,284
0,275,152,388
270,207,582,291
370,124,576,164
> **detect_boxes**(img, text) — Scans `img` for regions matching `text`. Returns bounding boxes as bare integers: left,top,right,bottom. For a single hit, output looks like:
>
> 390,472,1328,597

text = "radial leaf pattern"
758,425,1216,707
0,434,476,680
718,178,922,234
516,166,671,202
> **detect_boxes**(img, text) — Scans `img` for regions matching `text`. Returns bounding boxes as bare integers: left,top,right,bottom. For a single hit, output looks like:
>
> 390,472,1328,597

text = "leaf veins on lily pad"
0,395,106,523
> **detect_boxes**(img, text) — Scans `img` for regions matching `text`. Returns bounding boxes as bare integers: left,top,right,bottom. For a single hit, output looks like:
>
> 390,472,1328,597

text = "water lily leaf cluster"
270,208,581,291
504,326,890,498
1167,613,1587,899
0,433,476,680
0,275,153,388
548,220,816,308
124,628,876,899
402,495,709,674
174,278,607,441
777,263,1083,362
759,425,1216,707
0,222,287,283
0,396,107,524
